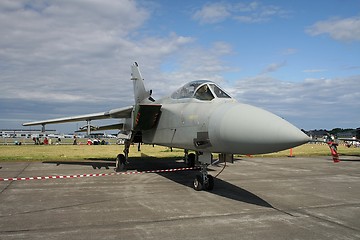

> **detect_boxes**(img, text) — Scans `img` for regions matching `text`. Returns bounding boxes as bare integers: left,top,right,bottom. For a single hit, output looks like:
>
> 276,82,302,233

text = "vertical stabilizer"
131,62,151,104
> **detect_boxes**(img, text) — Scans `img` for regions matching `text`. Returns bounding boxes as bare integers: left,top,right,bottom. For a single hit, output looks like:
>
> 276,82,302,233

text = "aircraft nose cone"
209,103,310,154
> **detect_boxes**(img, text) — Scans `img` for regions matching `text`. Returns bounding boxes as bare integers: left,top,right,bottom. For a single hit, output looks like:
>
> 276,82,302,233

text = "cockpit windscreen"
171,80,231,101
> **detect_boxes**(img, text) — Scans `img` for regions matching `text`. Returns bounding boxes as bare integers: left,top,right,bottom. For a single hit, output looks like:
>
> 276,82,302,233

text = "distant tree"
329,128,355,136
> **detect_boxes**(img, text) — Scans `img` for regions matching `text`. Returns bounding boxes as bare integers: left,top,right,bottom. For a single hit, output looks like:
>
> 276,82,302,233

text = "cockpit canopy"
171,80,231,101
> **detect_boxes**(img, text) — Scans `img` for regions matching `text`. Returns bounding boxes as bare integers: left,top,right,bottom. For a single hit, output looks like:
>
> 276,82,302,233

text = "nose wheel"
192,152,214,191
193,171,214,191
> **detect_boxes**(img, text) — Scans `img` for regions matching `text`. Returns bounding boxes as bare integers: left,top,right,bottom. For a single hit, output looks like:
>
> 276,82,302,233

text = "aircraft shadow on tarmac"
338,153,360,161
324,153,360,162
158,170,273,209
336,159,360,162
43,154,273,209
43,160,115,170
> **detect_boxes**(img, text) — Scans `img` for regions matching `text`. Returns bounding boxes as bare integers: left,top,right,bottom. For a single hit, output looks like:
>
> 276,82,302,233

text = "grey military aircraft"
23,62,310,191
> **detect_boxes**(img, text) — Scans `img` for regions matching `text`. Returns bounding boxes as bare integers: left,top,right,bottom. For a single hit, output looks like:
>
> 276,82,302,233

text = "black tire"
115,154,126,172
193,175,203,191
187,153,196,167
205,175,214,191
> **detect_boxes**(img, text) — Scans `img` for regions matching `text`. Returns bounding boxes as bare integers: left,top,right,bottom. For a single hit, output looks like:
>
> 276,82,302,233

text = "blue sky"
0,0,359,133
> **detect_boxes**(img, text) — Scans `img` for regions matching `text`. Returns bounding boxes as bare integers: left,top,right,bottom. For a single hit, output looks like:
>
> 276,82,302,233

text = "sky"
1,0,360,134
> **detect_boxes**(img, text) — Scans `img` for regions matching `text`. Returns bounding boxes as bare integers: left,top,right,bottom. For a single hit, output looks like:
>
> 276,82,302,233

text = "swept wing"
23,106,133,126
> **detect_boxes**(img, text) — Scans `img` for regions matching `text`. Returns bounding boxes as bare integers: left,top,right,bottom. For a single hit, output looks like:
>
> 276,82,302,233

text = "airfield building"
0,129,57,138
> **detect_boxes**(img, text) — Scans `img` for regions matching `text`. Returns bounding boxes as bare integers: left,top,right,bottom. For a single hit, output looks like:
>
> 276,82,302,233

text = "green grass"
0,143,359,162
0,144,183,162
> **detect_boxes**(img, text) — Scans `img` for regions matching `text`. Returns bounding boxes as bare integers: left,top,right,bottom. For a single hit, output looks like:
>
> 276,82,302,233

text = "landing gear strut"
191,152,214,191
115,139,131,172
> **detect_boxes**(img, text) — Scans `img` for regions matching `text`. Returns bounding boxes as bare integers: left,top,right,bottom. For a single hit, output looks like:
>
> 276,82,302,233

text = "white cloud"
306,16,360,42
233,2,288,23
0,0,238,130
192,2,231,24
261,61,286,74
302,69,327,73
193,1,289,24
0,0,195,106
160,41,233,80
231,75,360,129
1,1,358,132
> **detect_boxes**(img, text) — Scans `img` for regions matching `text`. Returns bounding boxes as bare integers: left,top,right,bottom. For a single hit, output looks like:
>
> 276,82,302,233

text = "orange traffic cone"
288,148,294,157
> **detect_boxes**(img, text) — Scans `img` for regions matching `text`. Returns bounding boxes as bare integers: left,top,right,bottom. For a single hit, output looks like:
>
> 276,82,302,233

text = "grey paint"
23,62,310,154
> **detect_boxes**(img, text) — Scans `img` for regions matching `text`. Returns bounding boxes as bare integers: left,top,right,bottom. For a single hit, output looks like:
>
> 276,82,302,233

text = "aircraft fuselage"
143,93,309,155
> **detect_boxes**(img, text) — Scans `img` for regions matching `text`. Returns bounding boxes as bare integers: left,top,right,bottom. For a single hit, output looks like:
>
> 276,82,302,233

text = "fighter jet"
23,62,310,191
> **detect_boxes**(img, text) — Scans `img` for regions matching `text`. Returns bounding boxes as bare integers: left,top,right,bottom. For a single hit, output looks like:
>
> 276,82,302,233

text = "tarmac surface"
0,154,359,240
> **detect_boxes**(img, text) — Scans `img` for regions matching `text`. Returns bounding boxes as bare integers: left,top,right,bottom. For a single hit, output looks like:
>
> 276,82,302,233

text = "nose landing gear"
191,152,214,191
193,164,214,191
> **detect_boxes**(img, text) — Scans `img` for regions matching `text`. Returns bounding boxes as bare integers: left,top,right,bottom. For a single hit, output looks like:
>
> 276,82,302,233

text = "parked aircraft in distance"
338,128,360,147
23,62,310,191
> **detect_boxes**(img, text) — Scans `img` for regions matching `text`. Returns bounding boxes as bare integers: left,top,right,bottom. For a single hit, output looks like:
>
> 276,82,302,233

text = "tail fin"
131,62,153,104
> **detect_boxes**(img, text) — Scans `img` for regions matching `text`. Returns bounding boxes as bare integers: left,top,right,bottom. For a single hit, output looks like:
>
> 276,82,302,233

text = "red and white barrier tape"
0,167,197,182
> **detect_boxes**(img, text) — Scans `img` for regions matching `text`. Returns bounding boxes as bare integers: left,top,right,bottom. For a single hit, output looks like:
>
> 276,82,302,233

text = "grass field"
0,143,359,162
